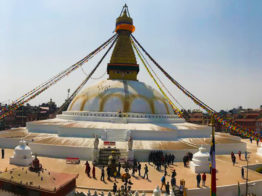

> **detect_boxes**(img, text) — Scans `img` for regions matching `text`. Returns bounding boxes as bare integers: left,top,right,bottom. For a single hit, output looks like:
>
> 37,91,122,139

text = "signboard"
104,141,116,146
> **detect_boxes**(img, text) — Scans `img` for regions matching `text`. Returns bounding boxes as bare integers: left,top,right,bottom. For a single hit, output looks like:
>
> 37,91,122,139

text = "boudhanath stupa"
0,6,246,164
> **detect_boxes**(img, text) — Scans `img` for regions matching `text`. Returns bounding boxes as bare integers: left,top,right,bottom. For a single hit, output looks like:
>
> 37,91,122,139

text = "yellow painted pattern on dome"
69,92,170,114
99,94,123,112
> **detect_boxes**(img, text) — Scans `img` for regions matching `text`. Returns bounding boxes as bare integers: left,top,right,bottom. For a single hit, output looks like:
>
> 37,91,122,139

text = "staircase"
97,148,128,166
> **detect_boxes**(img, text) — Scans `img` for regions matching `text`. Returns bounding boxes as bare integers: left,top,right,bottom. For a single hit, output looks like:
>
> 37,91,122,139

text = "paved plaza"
0,139,261,194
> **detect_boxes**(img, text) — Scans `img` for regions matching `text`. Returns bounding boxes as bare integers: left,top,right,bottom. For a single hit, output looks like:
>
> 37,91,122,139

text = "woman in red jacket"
202,173,206,186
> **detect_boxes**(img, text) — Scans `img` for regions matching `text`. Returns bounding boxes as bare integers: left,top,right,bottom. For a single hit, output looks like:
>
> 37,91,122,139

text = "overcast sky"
1,0,261,111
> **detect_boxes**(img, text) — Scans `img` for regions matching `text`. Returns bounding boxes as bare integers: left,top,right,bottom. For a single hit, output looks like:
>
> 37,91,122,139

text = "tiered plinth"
257,144,262,156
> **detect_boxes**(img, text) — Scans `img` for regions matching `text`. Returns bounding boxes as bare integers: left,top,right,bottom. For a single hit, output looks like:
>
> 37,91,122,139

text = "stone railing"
75,186,181,196
58,111,184,124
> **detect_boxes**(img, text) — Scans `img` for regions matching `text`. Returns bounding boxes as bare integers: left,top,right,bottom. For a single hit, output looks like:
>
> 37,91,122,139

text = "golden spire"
107,5,139,80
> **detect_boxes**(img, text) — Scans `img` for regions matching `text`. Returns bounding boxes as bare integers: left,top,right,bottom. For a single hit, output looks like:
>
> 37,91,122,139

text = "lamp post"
245,151,250,196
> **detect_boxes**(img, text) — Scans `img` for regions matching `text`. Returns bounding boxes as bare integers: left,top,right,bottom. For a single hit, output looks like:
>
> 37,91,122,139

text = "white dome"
15,140,31,152
68,79,174,115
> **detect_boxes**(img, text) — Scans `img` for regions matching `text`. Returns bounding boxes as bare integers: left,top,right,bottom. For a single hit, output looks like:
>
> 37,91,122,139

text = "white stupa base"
257,145,262,156
92,149,99,163
10,156,33,166
190,161,210,173
127,150,134,162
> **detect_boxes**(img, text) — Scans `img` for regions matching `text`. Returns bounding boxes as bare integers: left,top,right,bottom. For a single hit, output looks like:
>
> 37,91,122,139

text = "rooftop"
0,167,78,193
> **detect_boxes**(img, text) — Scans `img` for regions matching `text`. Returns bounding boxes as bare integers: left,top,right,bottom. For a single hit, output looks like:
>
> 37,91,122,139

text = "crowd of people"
148,151,175,170
83,147,254,194
84,160,151,195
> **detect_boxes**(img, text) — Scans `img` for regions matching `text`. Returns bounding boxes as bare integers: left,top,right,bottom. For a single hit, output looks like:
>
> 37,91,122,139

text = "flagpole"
210,115,217,196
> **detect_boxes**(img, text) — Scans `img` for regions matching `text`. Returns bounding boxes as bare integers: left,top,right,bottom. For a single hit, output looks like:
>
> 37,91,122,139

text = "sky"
0,0,262,111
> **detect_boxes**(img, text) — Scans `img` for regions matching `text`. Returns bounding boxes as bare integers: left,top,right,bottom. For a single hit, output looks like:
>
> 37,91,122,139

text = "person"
241,167,244,179
202,173,206,186
179,184,184,194
1,148,4,159
85,161,90,177
107,166,111,180
171,154,175,165
231,151,234,159
232,155,236,166
196,173,201,188
183,155,188,167
250,137,253,143
117,162,121,176
113,183,117,194
160,174,166,190
114,171,117,182
166,181,170,194
132,163,136,176
144,164,149,179
238,151,241,160
138,162,141,176
101,166,105,181
164,164,167,176
171,169,176,178
92,165,96,178
171,176,176,189
245,151,248,161
257,139,259,147
188,152,193,161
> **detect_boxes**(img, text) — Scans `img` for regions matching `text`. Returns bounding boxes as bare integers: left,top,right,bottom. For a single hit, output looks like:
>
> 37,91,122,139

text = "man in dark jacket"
138,162,141,176
113,183,117,194
1,148,4,159
107,166,111,180
144,164,149,179
166,182,170,194
196,173,201,187
183,155,188,167
101,166,105,181
117,162,121,176
241,167,244,178
171,176,176,189
232,155,236,166
171,169,176,178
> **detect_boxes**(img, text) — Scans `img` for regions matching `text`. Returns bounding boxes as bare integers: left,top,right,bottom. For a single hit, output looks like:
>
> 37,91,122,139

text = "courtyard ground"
0,139,261,194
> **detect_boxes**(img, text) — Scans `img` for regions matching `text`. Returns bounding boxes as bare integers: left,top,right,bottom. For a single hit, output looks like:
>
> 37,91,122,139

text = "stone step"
97,148,129,166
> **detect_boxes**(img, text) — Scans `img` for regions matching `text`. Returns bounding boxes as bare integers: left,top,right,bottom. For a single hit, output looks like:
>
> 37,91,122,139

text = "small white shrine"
190,146,210,173
257,144,262,156
10,139,33,166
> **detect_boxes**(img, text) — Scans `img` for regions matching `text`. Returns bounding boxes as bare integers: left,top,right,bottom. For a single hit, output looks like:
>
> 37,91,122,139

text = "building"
234,111,262,135
0,157,77,196
0,100,57,131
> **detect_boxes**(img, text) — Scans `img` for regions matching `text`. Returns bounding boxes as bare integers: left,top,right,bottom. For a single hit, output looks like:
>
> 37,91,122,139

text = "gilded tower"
107,5,139,80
